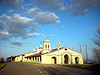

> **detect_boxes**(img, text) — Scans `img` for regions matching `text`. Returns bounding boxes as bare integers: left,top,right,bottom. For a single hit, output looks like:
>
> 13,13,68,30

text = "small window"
45,45,47,48
48,45,49,48
65,48,67,50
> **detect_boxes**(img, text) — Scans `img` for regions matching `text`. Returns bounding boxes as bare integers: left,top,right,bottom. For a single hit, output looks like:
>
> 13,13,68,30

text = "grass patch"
60,64,100,74
0,63,6,70
60,64,92,70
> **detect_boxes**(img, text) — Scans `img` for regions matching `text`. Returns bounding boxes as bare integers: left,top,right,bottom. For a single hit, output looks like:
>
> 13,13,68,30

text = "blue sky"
0,0,100,60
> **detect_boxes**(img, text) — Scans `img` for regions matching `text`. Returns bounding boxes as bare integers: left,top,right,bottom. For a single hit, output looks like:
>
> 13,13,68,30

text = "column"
39,56,40,62
34,57,35,61
31,57,33,62
36,57,37,61
28,58,30,62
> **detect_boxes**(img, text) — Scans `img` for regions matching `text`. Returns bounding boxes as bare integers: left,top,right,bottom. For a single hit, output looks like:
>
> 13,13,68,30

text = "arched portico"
64,54,69,64
51,57,57,64
75,57,79,64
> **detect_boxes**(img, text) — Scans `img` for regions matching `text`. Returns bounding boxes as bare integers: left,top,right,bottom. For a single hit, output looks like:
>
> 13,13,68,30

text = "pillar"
34,57,35,61
36,57,37,61
31,57,33,62
38,56,40,62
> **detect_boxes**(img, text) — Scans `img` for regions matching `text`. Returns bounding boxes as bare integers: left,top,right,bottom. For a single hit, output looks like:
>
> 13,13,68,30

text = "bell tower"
58,42,61,48
42,39,51,53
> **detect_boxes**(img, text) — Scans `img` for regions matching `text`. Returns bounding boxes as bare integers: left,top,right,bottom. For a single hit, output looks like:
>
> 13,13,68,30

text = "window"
45,45,47,48
65,48,67,50
48,45,49,48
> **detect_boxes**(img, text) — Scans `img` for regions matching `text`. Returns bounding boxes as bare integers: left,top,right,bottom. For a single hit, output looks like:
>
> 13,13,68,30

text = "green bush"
0,63,6,70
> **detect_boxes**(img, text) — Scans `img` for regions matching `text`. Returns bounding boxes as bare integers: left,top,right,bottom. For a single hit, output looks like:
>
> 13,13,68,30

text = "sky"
0,0,100,60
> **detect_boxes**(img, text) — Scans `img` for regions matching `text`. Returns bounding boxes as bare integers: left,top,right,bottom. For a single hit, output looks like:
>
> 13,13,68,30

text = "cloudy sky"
0,0,100,60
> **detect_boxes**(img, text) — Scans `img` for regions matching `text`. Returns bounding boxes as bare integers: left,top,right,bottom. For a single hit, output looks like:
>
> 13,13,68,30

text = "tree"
0,57,4,63
92,28,100,63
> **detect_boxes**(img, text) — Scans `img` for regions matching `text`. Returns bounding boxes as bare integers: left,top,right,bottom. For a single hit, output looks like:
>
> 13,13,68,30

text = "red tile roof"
11,55,19,58
50,47,62,52
25,47,63,57
38,47,43,49
25,53,43,57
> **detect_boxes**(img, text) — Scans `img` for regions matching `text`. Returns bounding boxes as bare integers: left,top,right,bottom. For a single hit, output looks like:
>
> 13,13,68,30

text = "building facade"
7,39,83,64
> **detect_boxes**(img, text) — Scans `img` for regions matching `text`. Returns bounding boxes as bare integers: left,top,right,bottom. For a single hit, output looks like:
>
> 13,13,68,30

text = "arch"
64,54,69,64
75,57,79,64
12,57,15,61
48,45,49,48
45,45,47,48
51,57,56,64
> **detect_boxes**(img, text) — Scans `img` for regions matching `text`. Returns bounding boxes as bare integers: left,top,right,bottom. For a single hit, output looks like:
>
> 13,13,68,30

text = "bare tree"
92,28,100,63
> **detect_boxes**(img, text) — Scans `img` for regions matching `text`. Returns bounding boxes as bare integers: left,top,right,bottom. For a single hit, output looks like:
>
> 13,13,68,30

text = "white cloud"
8,10,14,16
28,8,40,16
0,21,5,31
0,9,60,41
0,13,38,40
1,0,24,7
0,0,25,13
27,7,60,24
31,0,100,16
33,33,40,36
0,31,11,40
1,0,100,17
0,8,60,41
0,14,10,20
23,33,40,39
34,11,60,24
0,31,10,36
5,14,35,37
31,0,63,10
18,6,26,12
10,40,24,46
65,0,100,16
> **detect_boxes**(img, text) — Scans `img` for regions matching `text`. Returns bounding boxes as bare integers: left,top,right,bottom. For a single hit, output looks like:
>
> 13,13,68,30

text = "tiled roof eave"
25,47,64,57
25,53,43,57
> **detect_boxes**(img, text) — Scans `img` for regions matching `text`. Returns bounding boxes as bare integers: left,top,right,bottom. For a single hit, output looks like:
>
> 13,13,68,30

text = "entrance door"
75,57,79,64
64,55,68,64
51,57,56,64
